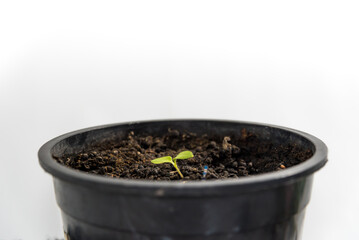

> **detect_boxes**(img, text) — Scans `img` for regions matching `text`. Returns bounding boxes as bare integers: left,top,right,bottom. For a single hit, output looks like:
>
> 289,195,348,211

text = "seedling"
151,151,194,179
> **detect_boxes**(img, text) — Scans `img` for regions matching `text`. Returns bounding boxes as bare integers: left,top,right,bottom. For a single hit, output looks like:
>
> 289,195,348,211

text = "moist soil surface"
55,129,313,181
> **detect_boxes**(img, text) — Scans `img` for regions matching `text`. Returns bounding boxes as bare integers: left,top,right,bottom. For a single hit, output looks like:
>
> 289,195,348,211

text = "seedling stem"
151,151,194,179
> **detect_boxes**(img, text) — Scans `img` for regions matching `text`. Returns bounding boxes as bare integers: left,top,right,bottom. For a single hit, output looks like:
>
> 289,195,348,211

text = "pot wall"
55,175,313,240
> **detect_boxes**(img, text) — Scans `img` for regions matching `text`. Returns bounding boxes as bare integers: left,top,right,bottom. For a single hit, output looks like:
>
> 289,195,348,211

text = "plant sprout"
151,151,194,179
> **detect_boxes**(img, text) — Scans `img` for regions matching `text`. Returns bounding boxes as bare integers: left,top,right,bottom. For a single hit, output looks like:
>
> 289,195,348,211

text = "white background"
0,1,358,239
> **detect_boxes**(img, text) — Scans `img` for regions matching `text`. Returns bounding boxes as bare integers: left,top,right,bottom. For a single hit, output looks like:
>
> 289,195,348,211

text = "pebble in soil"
55,128,313,181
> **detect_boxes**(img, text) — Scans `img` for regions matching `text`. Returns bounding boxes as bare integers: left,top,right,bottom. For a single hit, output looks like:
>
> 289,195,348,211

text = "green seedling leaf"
151,156,173,164
150,150,194,179
174,151,194,160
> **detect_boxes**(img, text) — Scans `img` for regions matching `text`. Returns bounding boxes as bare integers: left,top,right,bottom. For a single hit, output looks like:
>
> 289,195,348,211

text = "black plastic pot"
38,120,327,240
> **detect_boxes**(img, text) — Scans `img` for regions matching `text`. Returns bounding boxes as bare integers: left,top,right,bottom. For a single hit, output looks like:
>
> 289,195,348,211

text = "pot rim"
38,119,328,192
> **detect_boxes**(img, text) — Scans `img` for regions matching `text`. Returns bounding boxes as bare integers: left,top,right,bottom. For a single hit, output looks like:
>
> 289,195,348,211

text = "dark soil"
55,129,313,181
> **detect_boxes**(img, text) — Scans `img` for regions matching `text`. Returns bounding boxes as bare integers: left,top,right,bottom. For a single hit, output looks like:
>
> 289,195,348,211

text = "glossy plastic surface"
38,120,328,240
